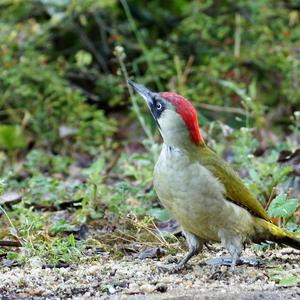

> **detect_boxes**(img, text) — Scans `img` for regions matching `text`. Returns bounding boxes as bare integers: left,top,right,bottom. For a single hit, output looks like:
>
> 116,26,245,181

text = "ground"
1,245,300,299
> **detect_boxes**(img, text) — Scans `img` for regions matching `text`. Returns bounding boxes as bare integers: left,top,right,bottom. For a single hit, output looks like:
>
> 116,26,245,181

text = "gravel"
0,246,300,299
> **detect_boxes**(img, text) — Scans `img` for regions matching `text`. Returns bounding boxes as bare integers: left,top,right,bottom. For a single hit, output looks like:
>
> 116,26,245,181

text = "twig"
67,72,97,81
284,203,300,225
70,83,100,101
292,58,299,89
264,187,277,210
174,55,182,93
181,55,194,85
0,205,21,243
104,148,122,176
120,0,162,90
196,103,247,116
0,240,22,247
73,21,108,73
174,55,194,94
92,10,110,55
128,215,170,248
150,218,170,246
114,46,154,143
234,13,241,58
234,13,241,80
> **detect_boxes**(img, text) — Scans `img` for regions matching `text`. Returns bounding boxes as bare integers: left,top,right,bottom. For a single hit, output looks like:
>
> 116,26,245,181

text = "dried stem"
285,203,300,225
196,103,247,116
264,187,277,210
0,240,22,247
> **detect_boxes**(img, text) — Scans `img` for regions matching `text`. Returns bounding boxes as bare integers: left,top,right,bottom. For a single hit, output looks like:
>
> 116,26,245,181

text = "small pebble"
156,284,168,293
139,284,156,293
0,249,300,298
29,257,43,268
88,265,101,275
108,286,116,294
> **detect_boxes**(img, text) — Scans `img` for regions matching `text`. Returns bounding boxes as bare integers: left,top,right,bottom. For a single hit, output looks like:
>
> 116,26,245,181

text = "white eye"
156,102,162,110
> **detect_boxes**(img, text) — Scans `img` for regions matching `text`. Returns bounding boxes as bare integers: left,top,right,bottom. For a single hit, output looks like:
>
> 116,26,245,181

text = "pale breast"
154,145,225,208
153,144,255,241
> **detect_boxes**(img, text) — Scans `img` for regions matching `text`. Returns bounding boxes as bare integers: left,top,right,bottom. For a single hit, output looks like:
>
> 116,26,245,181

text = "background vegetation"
0,0,300,271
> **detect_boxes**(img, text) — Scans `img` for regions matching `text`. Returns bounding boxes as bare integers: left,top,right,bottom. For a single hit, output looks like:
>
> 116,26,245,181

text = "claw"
157,262,191,274
205,256,260,267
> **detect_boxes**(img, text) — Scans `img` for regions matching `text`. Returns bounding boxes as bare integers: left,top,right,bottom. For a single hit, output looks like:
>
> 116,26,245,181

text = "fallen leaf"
278,149,300,199
137,247,167,260
278,149,300,175
64,224,89,240
156,219,181,236
0,191,22,205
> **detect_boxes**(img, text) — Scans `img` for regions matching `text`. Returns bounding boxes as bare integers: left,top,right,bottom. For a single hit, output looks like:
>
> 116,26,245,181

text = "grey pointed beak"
128,80,155,106
128,80,162,129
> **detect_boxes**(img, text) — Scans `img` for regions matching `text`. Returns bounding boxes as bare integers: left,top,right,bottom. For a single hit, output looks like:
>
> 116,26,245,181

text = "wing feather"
197,146,270,221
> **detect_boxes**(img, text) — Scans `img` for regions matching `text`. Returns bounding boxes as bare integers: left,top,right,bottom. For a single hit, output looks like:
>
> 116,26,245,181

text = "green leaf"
9,227,18,238
0,125,26,151
279,276,299,286
82,158,105,176
0,178,5,195
68,234,76,247
49,220,75,235
75,50,92,67
268,194,299,218
286,221,299,232
147,208,169,221
249,168,259,182
6,251,20,261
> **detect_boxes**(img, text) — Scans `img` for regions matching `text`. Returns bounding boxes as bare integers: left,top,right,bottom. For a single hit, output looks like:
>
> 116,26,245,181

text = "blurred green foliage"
1,0,300,154
1,0,300,265
0,0,117,153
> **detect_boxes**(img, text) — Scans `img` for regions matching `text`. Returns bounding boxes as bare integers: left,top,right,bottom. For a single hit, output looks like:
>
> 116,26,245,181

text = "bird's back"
196,145,270,221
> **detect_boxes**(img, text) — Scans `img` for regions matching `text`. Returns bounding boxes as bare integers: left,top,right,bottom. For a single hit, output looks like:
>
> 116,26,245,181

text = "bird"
128,79,300,270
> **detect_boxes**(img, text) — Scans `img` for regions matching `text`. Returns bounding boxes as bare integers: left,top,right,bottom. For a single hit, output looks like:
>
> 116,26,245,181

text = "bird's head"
128,80,203,150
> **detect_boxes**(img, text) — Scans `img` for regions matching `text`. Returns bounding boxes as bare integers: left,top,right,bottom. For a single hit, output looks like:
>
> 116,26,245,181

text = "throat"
166,144,174,153
164,143,181,154
161,143,190,165
163,140,201,160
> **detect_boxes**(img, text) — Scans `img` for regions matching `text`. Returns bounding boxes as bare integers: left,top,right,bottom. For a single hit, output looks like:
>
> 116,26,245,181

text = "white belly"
154,145,255,242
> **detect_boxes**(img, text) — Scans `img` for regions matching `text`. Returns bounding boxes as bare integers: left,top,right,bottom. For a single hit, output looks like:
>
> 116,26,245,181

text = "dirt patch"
1,246,300,299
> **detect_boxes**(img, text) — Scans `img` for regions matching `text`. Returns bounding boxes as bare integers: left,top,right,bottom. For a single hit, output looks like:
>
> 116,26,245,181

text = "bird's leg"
228,244,242,271
177,230,204,269
158,230,203,273
219,230,243,271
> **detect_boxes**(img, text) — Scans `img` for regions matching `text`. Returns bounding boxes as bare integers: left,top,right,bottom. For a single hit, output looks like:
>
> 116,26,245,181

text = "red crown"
159,92,202,145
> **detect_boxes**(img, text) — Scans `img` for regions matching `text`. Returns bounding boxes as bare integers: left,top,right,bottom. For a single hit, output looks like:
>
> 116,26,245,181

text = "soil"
1,245,300,299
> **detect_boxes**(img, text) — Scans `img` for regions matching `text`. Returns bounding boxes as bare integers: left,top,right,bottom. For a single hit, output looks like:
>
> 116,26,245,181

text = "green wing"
197,146,270,221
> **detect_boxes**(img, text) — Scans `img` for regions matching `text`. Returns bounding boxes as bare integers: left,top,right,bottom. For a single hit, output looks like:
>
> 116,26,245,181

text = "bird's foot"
209,268,231,280
204,256,260,268
157,258,192,274
157,264,181,274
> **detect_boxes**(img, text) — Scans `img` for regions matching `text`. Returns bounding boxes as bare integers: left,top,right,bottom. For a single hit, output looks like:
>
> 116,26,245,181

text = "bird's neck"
162,140,205,160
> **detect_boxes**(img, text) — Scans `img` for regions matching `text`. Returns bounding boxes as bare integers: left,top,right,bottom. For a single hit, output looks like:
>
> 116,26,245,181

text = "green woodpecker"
128,80,300,269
